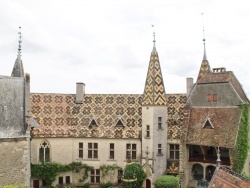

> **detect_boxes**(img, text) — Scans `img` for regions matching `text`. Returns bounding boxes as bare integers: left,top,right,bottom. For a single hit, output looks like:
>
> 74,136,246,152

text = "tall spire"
142,31,166,106
197,14,210,81
202,26,207,60
11,27,24,77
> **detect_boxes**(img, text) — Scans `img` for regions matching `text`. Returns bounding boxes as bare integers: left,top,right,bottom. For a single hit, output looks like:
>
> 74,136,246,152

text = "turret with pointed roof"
197,38,211,81
142,33,166,106
11,27,24,77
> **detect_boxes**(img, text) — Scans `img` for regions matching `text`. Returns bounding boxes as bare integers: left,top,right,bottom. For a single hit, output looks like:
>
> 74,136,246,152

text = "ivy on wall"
232,104,249,173
100,164,122,179
31,162,93,187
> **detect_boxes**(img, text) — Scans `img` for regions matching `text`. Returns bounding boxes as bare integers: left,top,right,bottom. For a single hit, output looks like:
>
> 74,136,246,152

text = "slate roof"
186,107,242,148
197,71,249,103
208,166,250,188
30,93,186,138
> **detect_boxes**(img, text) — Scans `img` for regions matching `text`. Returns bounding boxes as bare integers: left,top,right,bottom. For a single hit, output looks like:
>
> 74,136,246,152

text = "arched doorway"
192,164,203,181
146,179,151,188
206,165,216,181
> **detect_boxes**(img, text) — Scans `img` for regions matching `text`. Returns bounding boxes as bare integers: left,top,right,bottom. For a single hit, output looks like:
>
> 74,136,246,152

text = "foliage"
232,104,249,173
2,186,25,188
100,164,122,178
99,182,113,188
31,162,93,187
154,175,179,188
123,163,146,188
82,183,90,188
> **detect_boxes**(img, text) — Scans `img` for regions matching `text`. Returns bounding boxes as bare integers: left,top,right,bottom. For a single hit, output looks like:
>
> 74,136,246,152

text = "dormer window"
115,118,125,128
89,119,98,128
202,118,214,129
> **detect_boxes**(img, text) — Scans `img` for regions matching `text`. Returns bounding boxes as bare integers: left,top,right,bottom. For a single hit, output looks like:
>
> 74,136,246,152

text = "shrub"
99,182,113,188
123,163,146,188
83,183,90,188
155,175,179,188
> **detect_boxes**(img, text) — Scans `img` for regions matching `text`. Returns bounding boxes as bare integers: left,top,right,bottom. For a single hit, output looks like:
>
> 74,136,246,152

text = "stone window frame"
109,143,115,159
169,144,179,160
126,143,137,160
39,140,51,163
79,142,83,158
157,144,163,155
88,143,98,159
90,169,101,184
158,117,162,130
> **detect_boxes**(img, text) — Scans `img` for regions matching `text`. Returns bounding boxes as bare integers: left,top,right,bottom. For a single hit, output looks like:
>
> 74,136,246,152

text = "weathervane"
18,26,22,58
152,25,156,50
201,13,207,60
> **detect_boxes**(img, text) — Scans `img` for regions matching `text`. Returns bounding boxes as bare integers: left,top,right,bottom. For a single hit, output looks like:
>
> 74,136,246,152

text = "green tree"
154,175,179,188
123,163,146,188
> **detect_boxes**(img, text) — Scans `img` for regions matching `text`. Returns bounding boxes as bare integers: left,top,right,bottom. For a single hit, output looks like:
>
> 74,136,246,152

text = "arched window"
39,141,50,162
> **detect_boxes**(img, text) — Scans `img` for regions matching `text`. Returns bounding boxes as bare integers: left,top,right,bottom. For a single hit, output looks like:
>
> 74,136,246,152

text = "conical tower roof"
197,38,210,81
11,27,24,77
142,34,166,106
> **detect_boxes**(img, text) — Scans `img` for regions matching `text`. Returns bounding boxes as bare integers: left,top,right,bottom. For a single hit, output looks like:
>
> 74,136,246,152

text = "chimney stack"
75,82,85,104
186,77,193,96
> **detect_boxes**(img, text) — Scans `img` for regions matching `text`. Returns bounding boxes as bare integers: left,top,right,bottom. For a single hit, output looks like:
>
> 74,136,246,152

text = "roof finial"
216,146,221,167
18,26,22,59
152,25,156,52
201,13,207,60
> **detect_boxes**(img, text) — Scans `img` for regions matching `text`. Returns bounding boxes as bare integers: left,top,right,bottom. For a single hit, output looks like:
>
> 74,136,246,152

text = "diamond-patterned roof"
142,50,166,106
30,93,186,138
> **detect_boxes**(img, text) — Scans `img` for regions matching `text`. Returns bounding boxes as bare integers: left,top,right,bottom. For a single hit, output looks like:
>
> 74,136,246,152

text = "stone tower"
141,33,168,183
0,28,31,187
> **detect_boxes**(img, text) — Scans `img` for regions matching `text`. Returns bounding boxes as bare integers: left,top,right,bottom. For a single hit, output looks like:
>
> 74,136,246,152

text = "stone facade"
0,137,30,187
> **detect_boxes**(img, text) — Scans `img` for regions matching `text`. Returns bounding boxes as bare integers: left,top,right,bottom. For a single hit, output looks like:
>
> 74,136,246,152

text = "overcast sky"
0,0,250,97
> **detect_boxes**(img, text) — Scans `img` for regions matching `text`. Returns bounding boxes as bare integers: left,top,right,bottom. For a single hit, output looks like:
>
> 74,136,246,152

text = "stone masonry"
0,137,30,187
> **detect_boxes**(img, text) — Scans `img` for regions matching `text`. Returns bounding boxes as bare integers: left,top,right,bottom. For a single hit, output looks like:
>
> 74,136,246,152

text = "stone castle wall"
0,137,30,187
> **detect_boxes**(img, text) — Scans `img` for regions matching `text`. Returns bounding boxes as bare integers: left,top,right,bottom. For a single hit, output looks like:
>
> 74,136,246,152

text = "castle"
0,30,249,188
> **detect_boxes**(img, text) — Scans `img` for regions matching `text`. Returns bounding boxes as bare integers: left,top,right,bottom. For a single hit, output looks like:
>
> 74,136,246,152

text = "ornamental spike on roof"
11,27,24,77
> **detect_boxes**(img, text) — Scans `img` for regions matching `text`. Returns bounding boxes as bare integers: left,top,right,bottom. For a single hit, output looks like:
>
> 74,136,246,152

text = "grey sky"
0,0,250,97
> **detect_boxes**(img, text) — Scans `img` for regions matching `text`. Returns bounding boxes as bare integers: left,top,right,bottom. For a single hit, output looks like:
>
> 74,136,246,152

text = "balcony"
189,154,230,166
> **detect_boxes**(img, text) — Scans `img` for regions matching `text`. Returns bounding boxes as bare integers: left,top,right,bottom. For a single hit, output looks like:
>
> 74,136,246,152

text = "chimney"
75,82,85,104
186,77,193,96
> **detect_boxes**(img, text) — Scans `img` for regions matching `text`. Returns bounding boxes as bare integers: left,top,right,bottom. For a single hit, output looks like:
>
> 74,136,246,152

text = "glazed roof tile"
30,93,186,138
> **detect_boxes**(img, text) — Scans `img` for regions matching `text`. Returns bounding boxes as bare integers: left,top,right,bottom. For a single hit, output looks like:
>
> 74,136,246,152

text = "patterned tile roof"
209,166,250,188
166,94,187,139
31,94,142,138
142,51,167,106
197,59,211,81
186,107,241,148
30,93,186,138
197,71,249,103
